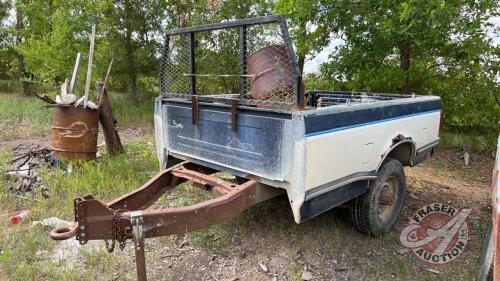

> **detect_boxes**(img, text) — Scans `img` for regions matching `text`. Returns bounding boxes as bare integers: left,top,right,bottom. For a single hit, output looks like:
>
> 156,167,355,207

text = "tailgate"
158,101,292,180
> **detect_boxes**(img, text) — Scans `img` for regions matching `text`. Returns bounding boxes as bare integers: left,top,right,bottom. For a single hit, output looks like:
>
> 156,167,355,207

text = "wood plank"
96,83,124,155
84,25,96,108
69,52,81,95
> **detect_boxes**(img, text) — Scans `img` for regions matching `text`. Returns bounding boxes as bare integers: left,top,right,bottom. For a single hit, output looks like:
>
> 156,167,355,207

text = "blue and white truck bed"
155,90,442,223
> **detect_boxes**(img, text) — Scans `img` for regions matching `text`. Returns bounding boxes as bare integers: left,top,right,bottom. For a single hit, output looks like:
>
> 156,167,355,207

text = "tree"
13,0,98,94
0,1,16,81
274,0,331,74
0,0,8,26
312,0,499,133
98,0,167,97
317,0,498,93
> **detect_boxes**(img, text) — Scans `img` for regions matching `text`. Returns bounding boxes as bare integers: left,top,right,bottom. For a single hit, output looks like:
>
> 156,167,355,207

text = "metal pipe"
69,53,81,95
189,32,196,96
131,212,147,281
164,15,282,36
277,18,303,108
239,25,248,97
84,25,96,108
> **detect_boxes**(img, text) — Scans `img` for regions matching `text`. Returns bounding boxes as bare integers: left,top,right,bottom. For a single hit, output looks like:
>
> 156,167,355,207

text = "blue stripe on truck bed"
304,99,442,137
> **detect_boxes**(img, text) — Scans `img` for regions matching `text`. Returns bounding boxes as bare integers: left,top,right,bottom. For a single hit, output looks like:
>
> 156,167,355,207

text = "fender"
376,137,416,171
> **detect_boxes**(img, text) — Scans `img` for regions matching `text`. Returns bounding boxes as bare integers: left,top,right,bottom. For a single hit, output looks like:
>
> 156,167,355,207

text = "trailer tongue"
50,161,283,280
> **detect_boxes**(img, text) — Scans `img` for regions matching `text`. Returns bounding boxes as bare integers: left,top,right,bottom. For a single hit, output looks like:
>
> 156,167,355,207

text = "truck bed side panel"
303,97,441,197
163,103,289,180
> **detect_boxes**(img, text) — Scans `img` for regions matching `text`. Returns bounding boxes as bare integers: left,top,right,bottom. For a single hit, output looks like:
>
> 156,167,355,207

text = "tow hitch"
50,161,283,281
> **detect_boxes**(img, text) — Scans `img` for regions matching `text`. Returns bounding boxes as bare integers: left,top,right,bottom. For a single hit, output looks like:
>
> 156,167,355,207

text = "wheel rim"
377,176,398,222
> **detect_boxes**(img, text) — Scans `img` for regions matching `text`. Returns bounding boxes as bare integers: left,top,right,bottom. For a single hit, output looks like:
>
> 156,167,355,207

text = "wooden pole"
69,52,81,95
98,59,114,108
84,25,96,108
96,82,124,155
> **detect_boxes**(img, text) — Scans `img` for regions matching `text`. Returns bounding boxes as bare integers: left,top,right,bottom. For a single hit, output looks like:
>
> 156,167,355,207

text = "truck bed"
155,91,441,185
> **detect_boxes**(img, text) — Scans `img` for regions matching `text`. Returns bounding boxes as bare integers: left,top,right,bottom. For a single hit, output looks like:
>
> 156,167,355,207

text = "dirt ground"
119,133,493,280
138,148,493,281
0,127,495,281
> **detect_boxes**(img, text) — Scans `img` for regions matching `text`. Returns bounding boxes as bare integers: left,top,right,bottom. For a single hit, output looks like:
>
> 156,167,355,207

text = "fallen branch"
33,91,56,104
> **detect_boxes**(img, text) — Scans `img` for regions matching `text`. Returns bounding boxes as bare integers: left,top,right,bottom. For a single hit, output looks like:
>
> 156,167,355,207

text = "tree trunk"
399,42,411,95
124,0,137,97
125,32,137,97
129,70,137,97
297,22,307,75
298,54,305,76
15,8,30,96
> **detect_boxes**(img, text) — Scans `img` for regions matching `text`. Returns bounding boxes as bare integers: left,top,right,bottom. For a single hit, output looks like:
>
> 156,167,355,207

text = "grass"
0,80,54,94
0,140,158,281
440,131,497,152
109,94,154,126
0,138,234,280
0,94,51,141
0,92,154,142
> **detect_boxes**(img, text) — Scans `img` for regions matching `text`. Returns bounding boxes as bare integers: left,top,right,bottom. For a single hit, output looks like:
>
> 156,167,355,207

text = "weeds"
0,94,51,141
440,131,497,152
0,140,158,281
109,94,154,126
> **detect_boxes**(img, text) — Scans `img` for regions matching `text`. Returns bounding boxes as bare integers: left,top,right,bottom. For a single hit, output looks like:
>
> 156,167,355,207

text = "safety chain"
105,209,128,253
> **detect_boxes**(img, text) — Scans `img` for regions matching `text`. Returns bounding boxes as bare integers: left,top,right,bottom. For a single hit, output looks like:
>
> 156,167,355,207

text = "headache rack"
307,90,413,107
159,15,304,109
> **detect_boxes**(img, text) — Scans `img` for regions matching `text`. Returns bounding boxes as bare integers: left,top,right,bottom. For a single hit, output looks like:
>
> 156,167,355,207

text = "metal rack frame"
159,15,304,108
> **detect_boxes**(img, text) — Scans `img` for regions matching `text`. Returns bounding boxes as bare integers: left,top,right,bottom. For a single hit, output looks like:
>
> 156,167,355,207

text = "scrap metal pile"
4,143,53,198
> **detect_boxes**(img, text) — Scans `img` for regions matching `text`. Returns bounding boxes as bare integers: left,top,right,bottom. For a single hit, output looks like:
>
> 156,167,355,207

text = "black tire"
349,158,406,236
477,220,494,281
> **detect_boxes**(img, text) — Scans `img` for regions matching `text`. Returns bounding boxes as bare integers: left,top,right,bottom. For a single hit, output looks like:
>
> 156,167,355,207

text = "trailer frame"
50,161,283,281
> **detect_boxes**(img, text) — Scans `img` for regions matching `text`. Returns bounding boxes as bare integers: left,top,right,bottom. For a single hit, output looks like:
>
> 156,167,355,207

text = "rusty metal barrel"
51,105,99,160
247,44,295,101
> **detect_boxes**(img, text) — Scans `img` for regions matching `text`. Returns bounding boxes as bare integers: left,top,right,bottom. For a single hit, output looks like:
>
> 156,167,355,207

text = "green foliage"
274,0,330,72
0,1,16,80
15,0,98,85
307,0,499,136
0,0,497,142
96,0,167,96
0,79,22,92
439,131,498,152
0,49,19,80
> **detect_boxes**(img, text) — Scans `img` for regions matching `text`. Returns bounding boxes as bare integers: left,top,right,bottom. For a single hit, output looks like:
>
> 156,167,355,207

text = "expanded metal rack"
159,15,304,109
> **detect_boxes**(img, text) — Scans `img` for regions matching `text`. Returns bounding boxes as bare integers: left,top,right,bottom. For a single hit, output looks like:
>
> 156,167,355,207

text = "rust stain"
51,105,99,160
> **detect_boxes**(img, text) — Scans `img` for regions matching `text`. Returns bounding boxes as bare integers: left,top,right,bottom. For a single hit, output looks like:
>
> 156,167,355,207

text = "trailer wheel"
350,158,406,236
